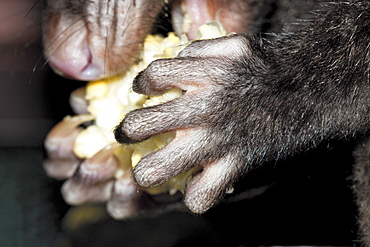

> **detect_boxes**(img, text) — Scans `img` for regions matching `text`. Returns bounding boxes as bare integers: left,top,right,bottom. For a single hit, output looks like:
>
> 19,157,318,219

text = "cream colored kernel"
72,21,227,195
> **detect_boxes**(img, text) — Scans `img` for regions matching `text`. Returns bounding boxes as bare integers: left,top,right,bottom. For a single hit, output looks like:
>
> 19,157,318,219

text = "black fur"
114,0,370,243
354,138,370,245
43,0,370,244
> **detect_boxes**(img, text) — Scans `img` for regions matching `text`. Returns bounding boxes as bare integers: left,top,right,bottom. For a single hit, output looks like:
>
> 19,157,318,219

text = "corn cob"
45,20,228,208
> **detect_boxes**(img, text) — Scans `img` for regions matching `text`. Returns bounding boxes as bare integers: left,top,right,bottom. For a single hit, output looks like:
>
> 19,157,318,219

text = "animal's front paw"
116,35,258,213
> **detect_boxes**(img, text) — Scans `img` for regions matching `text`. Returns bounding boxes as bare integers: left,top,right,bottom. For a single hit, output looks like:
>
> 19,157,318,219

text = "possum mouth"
171,0,251,40
171,0,214,39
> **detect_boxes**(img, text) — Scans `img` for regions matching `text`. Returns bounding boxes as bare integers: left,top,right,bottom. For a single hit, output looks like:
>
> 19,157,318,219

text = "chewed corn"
73,21,227,195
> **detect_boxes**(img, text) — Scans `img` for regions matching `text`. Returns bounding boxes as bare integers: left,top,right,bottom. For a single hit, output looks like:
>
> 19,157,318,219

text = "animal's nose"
47,41,104,81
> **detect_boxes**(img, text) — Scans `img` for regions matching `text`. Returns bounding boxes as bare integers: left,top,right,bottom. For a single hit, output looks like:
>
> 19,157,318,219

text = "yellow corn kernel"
131,132,176,168
85,81,109,100
74,125,112,159
71,20,227,195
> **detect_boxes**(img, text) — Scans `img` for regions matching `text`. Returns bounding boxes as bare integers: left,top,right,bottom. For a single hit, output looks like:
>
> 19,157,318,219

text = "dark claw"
114,121,140,144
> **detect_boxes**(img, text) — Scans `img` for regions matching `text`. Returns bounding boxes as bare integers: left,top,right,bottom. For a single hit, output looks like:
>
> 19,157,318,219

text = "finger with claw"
76,144,120,185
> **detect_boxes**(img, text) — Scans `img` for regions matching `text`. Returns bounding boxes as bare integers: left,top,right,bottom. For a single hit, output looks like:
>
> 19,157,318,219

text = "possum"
43,0,370,245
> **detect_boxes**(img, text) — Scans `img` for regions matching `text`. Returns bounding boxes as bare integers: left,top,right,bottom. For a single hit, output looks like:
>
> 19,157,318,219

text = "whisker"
42,23,86,68
119,16,155,39
102,1,144,78
24,0,42,18
31,22,86,83
118,3,135,38
103,0,119,78
0,1,43,83
42,15,86,56
94,0,120,78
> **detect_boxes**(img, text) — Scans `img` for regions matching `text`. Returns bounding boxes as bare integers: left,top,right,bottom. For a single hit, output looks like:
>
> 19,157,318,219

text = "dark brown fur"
113,0,370,244
43,0,370,245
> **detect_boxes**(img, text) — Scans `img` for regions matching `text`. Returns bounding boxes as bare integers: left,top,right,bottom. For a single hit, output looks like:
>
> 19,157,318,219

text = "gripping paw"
116,35,256,213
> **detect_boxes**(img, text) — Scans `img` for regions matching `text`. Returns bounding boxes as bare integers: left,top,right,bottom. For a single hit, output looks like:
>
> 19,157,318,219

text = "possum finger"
115,91,214,144
184,153,240,213
132,129,210,188
132,57,224,96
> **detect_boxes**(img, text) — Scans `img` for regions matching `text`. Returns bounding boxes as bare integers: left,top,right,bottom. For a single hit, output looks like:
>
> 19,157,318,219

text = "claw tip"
114,122,139,144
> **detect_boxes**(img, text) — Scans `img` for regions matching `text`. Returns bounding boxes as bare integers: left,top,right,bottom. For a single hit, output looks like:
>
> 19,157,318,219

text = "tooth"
182,13,192,34
171,2,184,36
181,2,192,34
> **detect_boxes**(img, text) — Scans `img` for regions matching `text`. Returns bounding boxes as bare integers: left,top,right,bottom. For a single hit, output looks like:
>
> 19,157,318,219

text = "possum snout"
43,0,254,81
42,0,164,80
